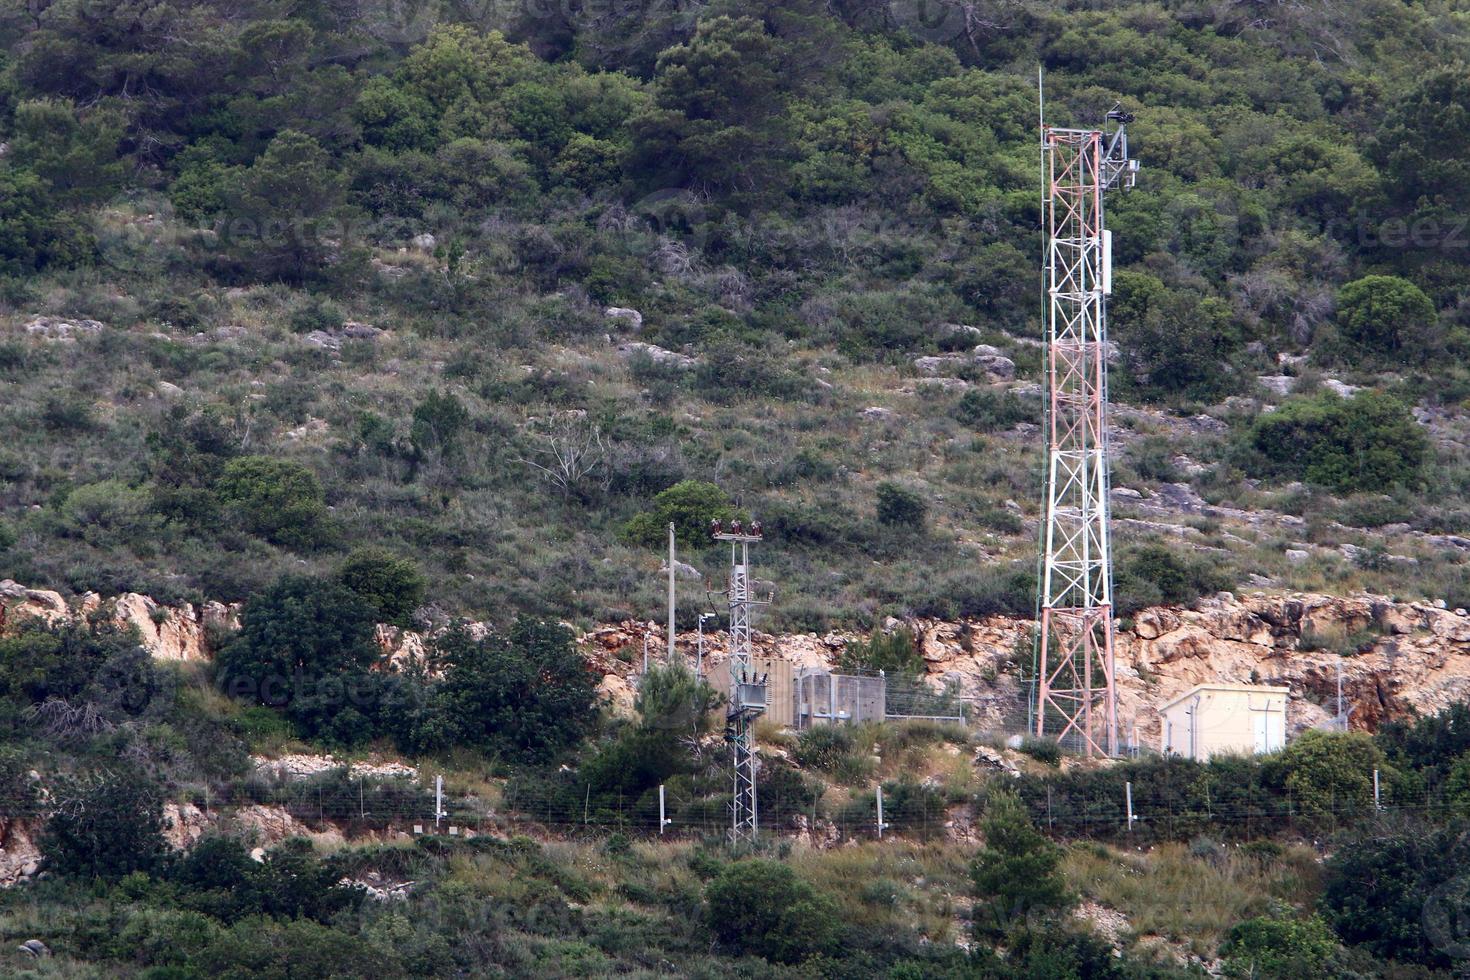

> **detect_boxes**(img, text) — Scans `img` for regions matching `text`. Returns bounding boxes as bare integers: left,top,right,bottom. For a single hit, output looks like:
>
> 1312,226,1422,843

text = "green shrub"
703,860,841,963
216,455,328,548
215,573,380,742
1017,736,1061,767
1115,543,1234,614
421,620,598,763
337,548,426,627
1334,275,1437,360
42,770,167,880
289,296,345,334
1321,818,1470,968
1220,913,1340,979
1268,729,1392,823
955,387,1029,432
1245,391,1429,493
837,628,923,678
970,790,1072,942
875,481,926,529
757,764,823,821
622,479,741,548
793,724,857,772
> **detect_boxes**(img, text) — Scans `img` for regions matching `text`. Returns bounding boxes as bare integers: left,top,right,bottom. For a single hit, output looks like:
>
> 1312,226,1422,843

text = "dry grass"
1063,841,1321,957
787,840,975,945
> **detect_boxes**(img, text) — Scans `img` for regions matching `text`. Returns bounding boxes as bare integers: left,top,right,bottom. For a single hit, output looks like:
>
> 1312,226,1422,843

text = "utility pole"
697,612,715,680
1034,91,1138,758
712,518,769,846
668,522,677,664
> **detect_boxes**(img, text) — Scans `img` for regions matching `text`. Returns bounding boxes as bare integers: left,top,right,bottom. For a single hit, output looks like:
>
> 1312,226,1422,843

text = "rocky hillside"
11,577,1467,751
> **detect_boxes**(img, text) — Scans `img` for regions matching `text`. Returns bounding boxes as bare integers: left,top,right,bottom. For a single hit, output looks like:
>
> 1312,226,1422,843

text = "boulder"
972,347,1016,381
617,342,696,369
22,316,104,341
0,581,68,623
913,354,968,376
604,307,644,330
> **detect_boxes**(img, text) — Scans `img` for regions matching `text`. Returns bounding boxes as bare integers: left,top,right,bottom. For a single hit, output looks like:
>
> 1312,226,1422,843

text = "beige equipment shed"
703,657,796,728
1159,683,1289,761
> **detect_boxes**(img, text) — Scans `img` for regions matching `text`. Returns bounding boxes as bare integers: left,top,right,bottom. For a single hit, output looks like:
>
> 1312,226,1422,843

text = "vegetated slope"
0,1,1469,631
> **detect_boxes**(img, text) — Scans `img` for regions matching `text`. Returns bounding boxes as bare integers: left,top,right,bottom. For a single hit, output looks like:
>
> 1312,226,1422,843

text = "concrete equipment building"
1159,683,1289,761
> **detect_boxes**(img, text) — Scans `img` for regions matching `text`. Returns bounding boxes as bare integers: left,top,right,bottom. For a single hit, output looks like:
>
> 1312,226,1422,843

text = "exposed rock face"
573,594,1470,749
0,582,237,661
0,581,68,624
113,593,211,662
0,819,41,886
9,579,1470,752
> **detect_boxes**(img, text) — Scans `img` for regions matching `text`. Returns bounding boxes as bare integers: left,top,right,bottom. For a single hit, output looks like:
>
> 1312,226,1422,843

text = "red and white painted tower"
1035,107,1136,757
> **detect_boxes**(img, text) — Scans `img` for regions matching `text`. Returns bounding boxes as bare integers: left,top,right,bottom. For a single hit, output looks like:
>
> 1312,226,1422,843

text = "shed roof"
1158,683,1290,713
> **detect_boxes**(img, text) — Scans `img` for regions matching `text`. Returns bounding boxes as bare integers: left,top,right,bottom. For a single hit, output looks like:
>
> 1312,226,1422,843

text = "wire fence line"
0,771,1454,846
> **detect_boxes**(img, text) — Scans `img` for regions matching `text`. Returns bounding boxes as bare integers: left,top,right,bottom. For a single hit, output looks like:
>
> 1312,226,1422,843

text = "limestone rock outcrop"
0,581,238,662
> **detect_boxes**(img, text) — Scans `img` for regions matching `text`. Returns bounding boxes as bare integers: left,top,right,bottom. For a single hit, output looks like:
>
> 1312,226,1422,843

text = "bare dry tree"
516,413,609,500
26,698,114,742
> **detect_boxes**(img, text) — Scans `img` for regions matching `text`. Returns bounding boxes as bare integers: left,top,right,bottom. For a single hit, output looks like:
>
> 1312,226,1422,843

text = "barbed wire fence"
0,762,1448,848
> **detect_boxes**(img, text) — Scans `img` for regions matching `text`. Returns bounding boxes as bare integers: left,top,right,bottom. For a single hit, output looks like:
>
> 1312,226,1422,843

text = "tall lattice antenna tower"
1035,100,1137,757
711,519,769,844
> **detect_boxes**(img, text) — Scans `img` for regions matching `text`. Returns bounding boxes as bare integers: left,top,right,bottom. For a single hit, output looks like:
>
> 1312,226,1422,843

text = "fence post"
659,784,670,835
876,785,890,839
1374,769,1381,810
1125,781,1135,833
435,775,444,831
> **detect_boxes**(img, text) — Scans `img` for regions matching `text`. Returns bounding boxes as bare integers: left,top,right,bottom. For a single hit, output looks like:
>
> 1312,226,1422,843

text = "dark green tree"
703,860,841,964
429,620,598,762
42,770,167,880
220,130,349,281
0,167,92,274
632,16,793,199
1333,275,1438,359
215,574,380,740
337,548,426,628
970,790,1073,942
215,456,328,548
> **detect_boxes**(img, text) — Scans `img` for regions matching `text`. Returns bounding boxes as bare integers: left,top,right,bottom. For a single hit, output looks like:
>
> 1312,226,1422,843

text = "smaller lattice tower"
711,519,769,844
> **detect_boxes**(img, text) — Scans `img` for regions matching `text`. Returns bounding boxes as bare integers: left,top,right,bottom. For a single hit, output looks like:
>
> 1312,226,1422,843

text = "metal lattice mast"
1036,107,1136,757
712,519,767,845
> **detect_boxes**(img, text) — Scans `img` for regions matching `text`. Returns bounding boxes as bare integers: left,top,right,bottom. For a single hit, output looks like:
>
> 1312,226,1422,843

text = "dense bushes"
218,574,596,759
42,770,167,879
875,482,927,530
622,479,741,548
337,548,426,628
1245,391,1429,493
1320,817,1470,969
703,860,841,963
215,456,328,548
1114,543,1235,614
